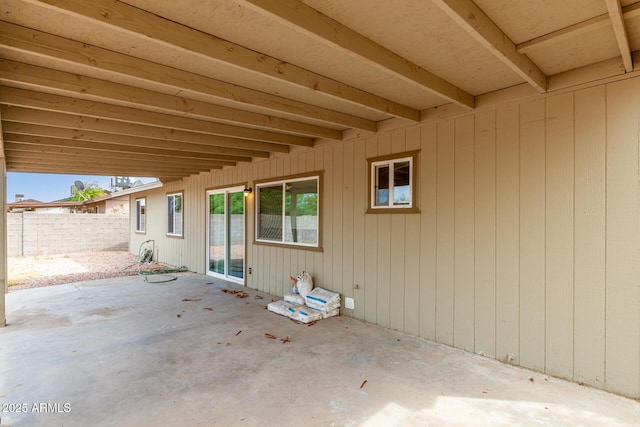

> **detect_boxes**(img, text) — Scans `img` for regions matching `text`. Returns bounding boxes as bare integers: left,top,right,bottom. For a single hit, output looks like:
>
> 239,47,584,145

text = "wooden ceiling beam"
3,122,270,159
3,133,252,163
1,107,290,153
605,0,634,72
0,87,311,147
6,155,207,173
0,60,341,140
517,16,610,54
6,163,192,177
517,3,640,54
7,153,209,176
22,0,419,121
7,161,198,178
239,0,474,110
4,143,234,168
430,0,547,92
0,21,376,132
5,152,220,174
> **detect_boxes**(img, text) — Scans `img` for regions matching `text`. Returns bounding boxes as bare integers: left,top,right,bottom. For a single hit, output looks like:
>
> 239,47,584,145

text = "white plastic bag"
296,271,314,298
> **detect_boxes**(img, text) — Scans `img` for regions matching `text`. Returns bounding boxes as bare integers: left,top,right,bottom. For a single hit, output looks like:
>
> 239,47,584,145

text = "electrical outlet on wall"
345,297,355,310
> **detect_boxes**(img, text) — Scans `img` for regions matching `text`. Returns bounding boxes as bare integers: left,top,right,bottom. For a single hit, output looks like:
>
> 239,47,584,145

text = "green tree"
209,191,245,214
70,182,107,201
293,193,317,216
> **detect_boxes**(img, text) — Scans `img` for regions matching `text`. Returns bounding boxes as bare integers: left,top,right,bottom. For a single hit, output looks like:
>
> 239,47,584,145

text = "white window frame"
255,174,320,249
368,151,419,213
135,197,146,233
167,192,183,237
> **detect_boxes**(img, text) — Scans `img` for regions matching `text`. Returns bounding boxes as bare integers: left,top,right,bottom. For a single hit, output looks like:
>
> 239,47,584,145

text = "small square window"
368,151,419,213
135,198,146,233
167,192,183,237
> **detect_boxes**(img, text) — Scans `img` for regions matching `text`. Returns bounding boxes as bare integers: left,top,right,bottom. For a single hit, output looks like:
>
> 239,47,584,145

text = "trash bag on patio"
288,271,313,297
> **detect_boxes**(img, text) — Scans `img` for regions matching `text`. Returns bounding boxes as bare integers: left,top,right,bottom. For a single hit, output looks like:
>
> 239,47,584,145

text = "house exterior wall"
130,77,640,399
104,196,129,215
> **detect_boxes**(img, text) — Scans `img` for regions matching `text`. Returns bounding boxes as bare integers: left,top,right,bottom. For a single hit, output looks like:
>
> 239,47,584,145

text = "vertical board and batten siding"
495,104,520,365
436,120,455,346
454,115,475,352
574,86,606,386
473,110,496,358
130,77,640,399
519,98,546,372
605,78,640,397
419,123,438,341
545,93,575,380
404,126,422,337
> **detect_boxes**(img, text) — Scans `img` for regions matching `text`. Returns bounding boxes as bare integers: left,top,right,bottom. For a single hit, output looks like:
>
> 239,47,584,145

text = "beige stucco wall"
104,196,129,215
131,77,640,399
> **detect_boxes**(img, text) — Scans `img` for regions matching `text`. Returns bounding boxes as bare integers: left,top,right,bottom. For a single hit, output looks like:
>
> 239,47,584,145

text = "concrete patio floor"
1,274,638,426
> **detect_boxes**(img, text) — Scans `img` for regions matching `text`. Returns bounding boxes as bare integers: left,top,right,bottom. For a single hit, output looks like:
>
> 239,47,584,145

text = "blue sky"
7,173,157,202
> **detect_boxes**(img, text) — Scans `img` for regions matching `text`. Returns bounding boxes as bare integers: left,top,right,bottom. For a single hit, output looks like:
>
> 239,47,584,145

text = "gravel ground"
7,251,172,292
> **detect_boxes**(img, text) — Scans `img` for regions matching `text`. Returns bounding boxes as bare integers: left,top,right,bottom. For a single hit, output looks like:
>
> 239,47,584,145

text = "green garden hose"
125,240,189,283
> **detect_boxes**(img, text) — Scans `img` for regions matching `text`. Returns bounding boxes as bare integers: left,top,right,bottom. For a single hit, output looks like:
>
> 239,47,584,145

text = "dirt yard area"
8,251,153,291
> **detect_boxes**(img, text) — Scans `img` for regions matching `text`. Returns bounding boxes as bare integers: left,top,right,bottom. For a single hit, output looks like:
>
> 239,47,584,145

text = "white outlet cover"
345,297,355,310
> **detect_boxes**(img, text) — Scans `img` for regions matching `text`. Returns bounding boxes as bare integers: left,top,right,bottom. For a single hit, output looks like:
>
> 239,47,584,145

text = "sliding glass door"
207,186,245,283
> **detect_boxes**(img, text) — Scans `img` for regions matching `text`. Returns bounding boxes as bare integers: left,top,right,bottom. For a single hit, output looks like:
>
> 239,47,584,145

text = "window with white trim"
368,151,418,212
256,175,319,248
135,197,146,233
167,192,183,236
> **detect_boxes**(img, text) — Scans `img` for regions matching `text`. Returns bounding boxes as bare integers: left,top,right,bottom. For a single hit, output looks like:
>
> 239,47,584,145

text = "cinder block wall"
7,212,22,257
8,212,129,257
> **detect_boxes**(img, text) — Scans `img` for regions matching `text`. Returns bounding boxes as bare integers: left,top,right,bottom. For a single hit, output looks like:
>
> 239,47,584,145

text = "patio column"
0,111,5,327
0,157,5,327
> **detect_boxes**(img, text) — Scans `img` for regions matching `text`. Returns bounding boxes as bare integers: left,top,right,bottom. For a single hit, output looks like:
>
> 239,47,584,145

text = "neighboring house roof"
6,181,162,212
12,198,42,204
8,200,83,210
94,181,164,200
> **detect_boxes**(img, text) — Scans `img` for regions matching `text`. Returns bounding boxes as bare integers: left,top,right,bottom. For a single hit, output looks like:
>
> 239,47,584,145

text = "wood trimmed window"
135,197,146,233
255,172,321,251
367,150,419,214
167,192,183,237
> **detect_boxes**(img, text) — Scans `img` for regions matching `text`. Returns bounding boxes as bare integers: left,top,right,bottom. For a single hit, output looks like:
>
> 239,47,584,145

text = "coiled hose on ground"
123,240,189,283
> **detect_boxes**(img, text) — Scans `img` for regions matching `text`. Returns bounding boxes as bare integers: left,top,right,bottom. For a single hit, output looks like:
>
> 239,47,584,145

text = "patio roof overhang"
1,0,639,180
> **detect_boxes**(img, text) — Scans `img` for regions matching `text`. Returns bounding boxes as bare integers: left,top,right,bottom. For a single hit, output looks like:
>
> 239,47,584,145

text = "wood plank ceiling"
1,0,639,181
